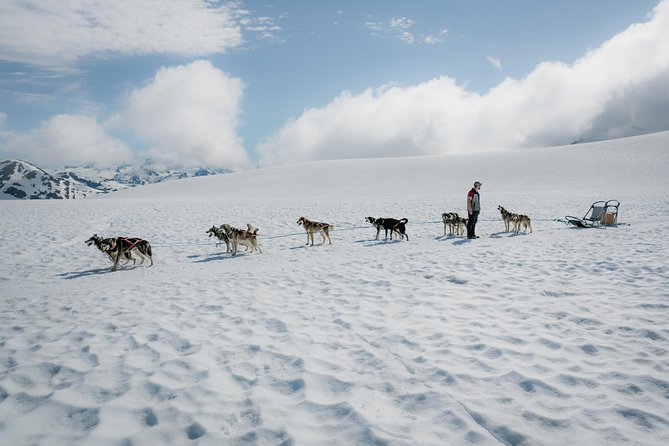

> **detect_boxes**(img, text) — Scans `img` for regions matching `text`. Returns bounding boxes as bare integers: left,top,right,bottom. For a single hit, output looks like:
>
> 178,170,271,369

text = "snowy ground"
1,133,669,445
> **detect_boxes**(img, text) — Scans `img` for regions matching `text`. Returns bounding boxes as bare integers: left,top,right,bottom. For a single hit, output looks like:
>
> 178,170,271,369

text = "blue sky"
0,0,667,168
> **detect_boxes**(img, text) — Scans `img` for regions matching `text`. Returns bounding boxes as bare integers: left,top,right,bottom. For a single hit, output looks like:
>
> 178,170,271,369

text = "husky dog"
297,217,333,246
498,205,532,234
221,224,262,255
206,225,231,253
366,217,409,241
85,234,134,265
514,214,533,234
110,237,153,271
86,234,153,271
442,212,468,237
497,205,515,232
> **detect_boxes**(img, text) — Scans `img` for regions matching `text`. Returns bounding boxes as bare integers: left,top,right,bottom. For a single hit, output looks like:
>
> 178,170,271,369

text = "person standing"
467,181,482,239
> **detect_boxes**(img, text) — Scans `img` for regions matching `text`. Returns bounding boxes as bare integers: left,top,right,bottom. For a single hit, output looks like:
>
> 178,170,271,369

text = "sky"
0,0,668,169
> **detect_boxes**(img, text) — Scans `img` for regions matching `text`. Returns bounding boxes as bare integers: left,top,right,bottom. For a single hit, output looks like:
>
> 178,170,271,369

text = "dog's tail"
400,218,408,224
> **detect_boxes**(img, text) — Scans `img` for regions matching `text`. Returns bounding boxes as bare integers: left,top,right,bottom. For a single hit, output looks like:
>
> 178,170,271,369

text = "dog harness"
120,237,141,250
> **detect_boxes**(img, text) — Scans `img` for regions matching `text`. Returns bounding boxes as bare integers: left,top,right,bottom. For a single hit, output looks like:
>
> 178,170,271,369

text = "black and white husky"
86,234,132,265
85,234,153,271
206,225,231,253
366,217,409,241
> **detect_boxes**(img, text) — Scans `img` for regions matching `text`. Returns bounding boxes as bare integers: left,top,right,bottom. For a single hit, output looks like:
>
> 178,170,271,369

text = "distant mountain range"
0,159,228,199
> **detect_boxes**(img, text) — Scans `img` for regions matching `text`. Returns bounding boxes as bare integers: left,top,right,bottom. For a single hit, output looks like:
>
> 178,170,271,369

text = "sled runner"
565,200,619,228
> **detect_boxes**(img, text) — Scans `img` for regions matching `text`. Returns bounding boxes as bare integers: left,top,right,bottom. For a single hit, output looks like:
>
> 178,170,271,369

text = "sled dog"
297,217,333,246
110,237,153,271
498,205,532,234
221,223,262,255
514,214,533,234
206,225,231,253
85,234,133,265
366,217,409,241
442,212,467,237
86,234,153,271
497,205,515,232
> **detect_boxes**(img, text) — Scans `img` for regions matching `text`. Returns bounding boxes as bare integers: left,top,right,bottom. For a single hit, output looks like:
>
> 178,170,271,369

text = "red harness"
120,237,141,250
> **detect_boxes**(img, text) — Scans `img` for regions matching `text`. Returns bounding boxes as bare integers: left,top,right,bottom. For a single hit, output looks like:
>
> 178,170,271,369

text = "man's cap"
474,181,482,187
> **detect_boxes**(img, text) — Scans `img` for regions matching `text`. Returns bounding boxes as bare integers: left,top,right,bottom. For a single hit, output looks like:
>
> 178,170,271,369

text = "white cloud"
366,17,447,45
2,114,132,167
1,60,248,169
487,56,502,70
108,60,248,169
424,29,449,45
0,0,242,71
259,0,669,165
366,17,416,44
237,13,283,42
389,17,415,30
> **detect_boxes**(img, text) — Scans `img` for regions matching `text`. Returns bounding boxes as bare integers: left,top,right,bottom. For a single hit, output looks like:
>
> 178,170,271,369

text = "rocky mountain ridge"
0,159,227,199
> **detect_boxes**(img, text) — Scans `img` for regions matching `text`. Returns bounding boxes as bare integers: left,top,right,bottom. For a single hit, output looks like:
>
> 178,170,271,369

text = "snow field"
1,187,668,445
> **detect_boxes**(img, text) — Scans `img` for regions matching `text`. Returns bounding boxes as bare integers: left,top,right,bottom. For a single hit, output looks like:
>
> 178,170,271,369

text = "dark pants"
467,211,479,238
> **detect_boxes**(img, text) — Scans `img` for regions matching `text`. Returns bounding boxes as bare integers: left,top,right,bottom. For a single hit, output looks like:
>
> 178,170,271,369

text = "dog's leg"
144,243,154,266
111,242,122,271
399,228,408,241
133,248,145,265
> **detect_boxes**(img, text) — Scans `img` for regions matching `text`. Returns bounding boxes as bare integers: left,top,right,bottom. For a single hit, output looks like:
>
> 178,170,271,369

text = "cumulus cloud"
259,0,669,165
0,0,242,71
2,114,132,167
108,60,248,169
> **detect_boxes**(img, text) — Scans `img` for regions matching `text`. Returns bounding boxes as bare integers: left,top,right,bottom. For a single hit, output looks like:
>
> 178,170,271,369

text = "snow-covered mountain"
0,159,95,199
0,160,228,199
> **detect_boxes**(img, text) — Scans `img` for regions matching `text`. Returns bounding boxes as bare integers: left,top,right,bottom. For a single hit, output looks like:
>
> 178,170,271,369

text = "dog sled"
565,200,620,228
